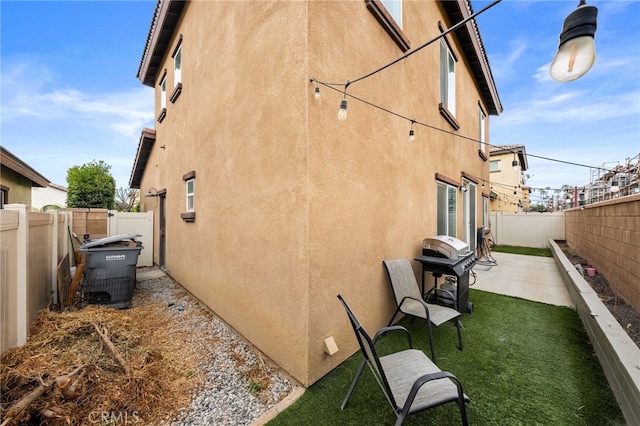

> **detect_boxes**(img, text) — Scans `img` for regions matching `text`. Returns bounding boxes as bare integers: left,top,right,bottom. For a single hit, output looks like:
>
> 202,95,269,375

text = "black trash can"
79,234,143,309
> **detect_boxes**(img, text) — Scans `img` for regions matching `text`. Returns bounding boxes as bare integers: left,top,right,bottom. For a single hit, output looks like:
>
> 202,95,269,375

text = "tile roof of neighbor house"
49,183,68,192
0,146,50,188
489,144,529,171
136,0,502,115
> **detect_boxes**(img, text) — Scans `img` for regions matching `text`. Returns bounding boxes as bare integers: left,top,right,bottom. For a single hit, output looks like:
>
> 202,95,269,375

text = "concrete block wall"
550,240,640,425
565,194,640,311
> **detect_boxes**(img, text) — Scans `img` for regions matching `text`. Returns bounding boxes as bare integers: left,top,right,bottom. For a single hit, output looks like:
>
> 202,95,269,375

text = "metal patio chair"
337,294,469,426
383,258,463,364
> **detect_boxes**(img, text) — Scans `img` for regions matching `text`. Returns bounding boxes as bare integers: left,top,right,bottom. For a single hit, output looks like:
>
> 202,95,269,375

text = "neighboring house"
489,145,528,213
0,146,50,210
32,183,68,211
130,0,502,386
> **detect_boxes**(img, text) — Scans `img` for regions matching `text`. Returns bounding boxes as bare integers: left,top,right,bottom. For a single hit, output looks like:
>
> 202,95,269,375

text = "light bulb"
550,3,598,82
550,36,595,82
337,99,347,121
314,86,320,100
408,129,415,142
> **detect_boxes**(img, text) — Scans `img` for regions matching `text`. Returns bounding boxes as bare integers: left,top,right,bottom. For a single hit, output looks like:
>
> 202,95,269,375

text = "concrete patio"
472,251,574,308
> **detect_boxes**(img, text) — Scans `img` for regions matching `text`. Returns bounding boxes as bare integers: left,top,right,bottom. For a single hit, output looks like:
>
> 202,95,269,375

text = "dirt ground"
556,241,640,348
0,271,285,426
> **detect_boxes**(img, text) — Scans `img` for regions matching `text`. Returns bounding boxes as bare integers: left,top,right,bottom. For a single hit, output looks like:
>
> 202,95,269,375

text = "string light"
409,120,415,142
337,99,348,121
310,78,620,177
337,82,350,121
314,83,320,100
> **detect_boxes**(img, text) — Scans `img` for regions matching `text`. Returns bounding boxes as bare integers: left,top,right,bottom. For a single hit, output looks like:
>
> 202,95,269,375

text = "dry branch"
1,365,86,426
92,322,131,375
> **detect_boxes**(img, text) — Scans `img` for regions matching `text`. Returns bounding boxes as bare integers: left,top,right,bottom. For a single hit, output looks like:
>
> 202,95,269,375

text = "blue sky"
2,1,639,200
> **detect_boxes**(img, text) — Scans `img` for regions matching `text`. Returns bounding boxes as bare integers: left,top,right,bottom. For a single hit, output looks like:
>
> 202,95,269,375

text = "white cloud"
1,59,154,189
507,42,527,65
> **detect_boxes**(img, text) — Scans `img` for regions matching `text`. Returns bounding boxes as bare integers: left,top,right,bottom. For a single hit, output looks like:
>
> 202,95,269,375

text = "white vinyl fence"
108,211,154,267
489,212,566,248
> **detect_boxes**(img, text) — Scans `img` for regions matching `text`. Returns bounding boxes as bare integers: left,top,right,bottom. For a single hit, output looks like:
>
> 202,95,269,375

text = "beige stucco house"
489,144,528,213
1,146,50,210
130,0,502,386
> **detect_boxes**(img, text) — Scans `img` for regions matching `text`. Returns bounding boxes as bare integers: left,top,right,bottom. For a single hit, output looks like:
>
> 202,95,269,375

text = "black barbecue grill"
414,236,477,314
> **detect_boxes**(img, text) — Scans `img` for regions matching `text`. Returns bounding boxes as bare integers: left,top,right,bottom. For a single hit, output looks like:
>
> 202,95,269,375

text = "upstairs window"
437,181,457,237
380,0,402,27
490,160,500,172
170,37,183,103
160,75,167,109
440,39,456,116
479,107,486,153
174,45,182,88
365,0,410,51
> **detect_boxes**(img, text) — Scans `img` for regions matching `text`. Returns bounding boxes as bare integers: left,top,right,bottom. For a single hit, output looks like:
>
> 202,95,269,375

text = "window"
440,40,456,116
174,45,182,88
479,107,486,153
482,196,489,230
365,0,410,51
437,181,457,237
186,178,194,211
170,38,183,103
0,186,7,209
160,76,167,109
157,74,167,122
181,170,196,222
381,0,401,27
490,160,500,172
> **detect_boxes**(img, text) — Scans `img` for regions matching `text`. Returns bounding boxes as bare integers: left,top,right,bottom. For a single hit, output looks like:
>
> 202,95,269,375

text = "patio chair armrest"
399,296,432,321
402,371,467,414
372,325,413,349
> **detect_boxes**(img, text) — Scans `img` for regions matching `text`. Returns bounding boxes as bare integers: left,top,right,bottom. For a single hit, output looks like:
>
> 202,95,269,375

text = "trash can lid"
80,234,142,249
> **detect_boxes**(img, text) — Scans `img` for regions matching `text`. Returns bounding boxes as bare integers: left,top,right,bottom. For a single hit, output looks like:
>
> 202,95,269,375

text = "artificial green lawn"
268,289,624,425
490,245,552,257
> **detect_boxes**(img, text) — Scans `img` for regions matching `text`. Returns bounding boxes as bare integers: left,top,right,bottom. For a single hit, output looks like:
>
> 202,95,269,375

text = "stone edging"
549,239,640,425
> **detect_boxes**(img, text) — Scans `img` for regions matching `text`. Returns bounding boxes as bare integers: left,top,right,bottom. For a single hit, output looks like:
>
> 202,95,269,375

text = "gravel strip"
132,268,296,425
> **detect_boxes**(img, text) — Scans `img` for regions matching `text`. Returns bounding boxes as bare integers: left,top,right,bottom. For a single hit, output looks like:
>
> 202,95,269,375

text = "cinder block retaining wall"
550,240,640,425
565,194,640,311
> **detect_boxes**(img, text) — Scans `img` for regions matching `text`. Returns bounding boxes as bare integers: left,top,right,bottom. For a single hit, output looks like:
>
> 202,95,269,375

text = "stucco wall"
565,194,640,311
138,0,493,386
1,166,33,209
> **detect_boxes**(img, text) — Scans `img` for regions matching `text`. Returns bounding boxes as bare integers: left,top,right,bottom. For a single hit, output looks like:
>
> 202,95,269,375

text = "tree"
66,160,116,209
114,188,140,212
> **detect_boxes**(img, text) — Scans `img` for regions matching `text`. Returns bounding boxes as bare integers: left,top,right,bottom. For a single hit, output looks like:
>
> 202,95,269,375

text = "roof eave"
441,0,503,116
129,128,157,189
137,0,187,88
0,146,50,188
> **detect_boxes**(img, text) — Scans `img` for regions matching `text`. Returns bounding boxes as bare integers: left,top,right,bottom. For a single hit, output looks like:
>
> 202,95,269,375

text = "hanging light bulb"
337,99,348,121
314,85,320,100
550,0,598,82
337,82,350,121
408,120,415,142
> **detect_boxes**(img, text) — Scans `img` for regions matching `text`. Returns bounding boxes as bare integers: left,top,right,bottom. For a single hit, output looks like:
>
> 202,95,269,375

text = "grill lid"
422,235,470,259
